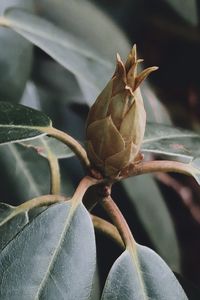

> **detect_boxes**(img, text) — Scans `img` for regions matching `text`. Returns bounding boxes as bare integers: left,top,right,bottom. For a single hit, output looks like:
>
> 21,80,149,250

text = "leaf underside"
0,201,96,300
102,246,188,300
143,123,199,162
0,101,51,144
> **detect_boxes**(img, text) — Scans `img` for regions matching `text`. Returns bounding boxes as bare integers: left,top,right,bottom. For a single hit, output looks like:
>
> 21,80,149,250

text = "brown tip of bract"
134,66,159,90
137,59,144,64
132,44,137,60
125,44,137,72
150,66,159,71
115,53,125,72
116,53,122,62
113,53,126,80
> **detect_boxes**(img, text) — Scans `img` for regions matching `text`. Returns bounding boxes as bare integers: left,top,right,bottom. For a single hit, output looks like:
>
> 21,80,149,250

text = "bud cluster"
86,45,158,178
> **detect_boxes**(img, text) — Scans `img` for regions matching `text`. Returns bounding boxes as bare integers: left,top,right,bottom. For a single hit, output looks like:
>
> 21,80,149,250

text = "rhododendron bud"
86,45,158,178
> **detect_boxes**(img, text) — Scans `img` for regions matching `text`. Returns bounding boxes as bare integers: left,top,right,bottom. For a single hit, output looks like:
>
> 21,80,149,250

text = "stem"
47,152,61,194
71,176,100,207
130,160,195,177
18,195,67,212
38,126,90,169
0,194,68,227
100,196,136,250
101,196,147,297
83,181,112,212
40,137,61,194
91,214,124,249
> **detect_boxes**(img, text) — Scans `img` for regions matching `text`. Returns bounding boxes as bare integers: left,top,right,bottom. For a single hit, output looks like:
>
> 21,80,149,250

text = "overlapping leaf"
0,0,33,103
102,246,188,300
0,101,51,144
0,201,97,300
143,123,200,163
0,7,113,101
0,5,172,121
0,203,29,250
0,197,188,300
165,0,198,25
0,144,50,204
123,175,181,271
21,136,74,159
35,0,130,61
142,82,171,125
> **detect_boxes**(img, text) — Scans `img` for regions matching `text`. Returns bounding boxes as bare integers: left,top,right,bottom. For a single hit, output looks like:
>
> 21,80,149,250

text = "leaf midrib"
141,148,193,160
8,144,41,197
34,202,78,299
0,124,50,129
3,9,112,68
143,133,198,144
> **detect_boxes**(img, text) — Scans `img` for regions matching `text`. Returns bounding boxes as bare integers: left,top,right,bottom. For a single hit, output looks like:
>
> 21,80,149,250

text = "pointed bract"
86,46,158,177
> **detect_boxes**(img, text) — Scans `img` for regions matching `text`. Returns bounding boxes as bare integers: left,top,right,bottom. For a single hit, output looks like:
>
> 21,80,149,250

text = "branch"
91,214,124,249
40,137,61,194
129,160,196,178
47,152,61,195
71,176,100,207
38,126,90,169
100,196,137,255
100,196,145,293
0,194,68,227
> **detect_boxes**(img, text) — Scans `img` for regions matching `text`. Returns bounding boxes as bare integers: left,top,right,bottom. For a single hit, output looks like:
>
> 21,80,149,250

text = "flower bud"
86,45,158,178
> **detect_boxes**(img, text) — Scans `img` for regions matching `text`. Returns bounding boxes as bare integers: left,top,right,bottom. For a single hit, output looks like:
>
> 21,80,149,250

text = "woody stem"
100,196,136,249
37,126,90,170
131,160,195,177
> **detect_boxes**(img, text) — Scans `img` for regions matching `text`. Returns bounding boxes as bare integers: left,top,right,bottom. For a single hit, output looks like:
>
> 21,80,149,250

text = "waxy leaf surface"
0,102,51,144
102,246,188,300
21,136,74,159
0,203,28,250
1,6,172,119
143,123,199,163
0,0,33,103
123,175,181,271
0,144,51,204
0,8,113,101
0,201,96,300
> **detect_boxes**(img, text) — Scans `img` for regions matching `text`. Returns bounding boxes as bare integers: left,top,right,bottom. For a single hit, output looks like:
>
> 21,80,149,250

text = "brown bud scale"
86,45,158,178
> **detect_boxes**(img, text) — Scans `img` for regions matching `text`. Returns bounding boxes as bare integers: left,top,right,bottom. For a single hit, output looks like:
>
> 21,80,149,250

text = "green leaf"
33,60,83,105
101,246,188,300
1,6,172,121
0,101,51,144
0,7,114,100
190,158,200,185
0,1,33,103
142,82,171,125
143,123,199,162
1,4,172,124
20,81,41,110
0,195,67,251
0,141,74,206
20,136,74,159
0,201,96,300
164,0,198,25
122,175,181,272
0,203,29,250
34,0,170,123
35,0,130,61
0,143,51,204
